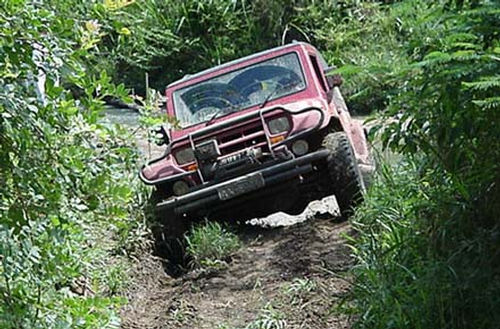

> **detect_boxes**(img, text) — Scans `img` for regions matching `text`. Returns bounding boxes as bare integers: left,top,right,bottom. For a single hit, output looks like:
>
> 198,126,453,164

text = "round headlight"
292,140,309,156
173,180,190,196
174,147,195,165
268,117,290,134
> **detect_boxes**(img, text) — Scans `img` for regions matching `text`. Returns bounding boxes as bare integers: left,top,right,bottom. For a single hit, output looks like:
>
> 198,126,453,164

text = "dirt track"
120,218,354,329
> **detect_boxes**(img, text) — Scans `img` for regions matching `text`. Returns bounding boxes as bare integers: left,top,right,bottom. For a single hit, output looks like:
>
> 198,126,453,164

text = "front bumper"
157,149,330,215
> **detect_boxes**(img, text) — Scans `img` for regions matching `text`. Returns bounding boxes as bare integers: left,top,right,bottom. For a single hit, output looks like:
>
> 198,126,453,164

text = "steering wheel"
241,79,284,98
190,96,236,121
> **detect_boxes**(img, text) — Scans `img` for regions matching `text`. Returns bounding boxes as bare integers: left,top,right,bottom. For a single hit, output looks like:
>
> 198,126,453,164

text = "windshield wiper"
205,105,239,126
259,81,299,109
205,108,225,126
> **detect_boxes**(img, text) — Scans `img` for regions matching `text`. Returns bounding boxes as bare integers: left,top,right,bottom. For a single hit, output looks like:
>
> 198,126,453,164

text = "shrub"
349,1,500,328
0,1,145,327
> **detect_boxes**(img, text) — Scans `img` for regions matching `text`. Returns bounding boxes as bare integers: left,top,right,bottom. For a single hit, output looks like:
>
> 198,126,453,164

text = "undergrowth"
0,1,149,328
350,156,500,328
58,0,444,113
347,1,500,327
245,303,287,329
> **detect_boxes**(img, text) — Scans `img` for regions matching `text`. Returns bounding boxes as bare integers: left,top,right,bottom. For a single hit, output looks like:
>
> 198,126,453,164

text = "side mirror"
152,126,170,146
324,66,343,89
326,74,343,89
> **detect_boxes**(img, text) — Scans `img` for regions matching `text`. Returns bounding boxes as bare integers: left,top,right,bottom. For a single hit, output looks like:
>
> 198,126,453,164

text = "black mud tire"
148,189,190,276
322,132,365,219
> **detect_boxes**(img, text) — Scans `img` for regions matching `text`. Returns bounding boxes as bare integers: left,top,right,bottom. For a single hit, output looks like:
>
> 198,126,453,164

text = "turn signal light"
270,135,285,144
187,163,198,171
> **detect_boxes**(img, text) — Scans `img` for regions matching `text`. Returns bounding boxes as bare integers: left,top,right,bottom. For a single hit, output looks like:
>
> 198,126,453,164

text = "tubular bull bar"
139,106,324,186
157,149,330,215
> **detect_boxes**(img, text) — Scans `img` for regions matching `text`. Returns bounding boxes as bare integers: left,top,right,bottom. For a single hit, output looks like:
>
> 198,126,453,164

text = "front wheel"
322,132,365,218
148,189,190,276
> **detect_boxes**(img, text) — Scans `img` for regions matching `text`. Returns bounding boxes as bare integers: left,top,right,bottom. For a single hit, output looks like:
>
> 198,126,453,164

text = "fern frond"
464,7,500,18
424,51,451,61
416,51,452,67
444,32,478,43
462,76,500,91
450,50,480,61
451,42,481,50
472,97,500,109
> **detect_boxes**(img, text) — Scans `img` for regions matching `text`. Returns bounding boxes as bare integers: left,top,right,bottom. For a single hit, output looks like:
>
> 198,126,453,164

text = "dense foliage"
0,1,147,328
349,1,500,328
90,0,466,114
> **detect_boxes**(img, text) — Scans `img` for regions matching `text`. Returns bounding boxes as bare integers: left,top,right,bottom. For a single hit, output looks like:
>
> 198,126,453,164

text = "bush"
92,0,287,94
349,160,452,327
348,1,500,328
0,1,146,327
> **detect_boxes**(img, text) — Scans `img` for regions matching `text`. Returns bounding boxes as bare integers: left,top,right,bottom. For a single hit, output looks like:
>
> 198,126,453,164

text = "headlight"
268,117,290,134
174,147,195,165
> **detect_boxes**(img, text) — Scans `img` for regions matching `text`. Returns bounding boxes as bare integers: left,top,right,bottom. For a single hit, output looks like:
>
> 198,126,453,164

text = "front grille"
215,122,269,156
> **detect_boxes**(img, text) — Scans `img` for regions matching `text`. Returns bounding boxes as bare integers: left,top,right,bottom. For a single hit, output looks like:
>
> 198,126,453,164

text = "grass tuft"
185,221,240,268
245,303,287,329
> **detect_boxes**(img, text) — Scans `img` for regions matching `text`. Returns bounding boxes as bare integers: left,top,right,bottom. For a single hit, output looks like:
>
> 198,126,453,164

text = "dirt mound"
121,218,354,329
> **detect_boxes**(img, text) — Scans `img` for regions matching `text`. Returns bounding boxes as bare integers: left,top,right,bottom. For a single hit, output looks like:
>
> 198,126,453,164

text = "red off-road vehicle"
140,42,372,240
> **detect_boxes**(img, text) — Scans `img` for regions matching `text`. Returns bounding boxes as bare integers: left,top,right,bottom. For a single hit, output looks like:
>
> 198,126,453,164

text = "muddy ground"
120,218,354,329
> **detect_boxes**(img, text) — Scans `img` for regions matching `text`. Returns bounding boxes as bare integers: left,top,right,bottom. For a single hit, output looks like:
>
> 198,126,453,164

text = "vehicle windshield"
172,52,306,127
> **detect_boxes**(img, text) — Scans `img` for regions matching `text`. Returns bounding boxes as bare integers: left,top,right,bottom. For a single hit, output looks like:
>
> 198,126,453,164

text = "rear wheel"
322,132,365,218
148,189,190,276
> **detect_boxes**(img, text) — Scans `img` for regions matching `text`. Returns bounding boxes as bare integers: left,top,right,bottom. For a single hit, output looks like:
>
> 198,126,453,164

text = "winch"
195,143,263,181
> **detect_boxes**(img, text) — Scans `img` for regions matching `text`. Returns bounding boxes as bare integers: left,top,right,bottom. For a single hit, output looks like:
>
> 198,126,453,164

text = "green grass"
245,303,287,329
347,153,500,329
185,221,240,268
347,159,434,328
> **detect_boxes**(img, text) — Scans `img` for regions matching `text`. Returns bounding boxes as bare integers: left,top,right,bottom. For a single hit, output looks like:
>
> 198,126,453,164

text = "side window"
317,53,329,70
309,55,327,92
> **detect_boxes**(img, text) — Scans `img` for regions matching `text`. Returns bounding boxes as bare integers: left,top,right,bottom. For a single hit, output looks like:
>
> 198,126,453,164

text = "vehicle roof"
167,41,314,89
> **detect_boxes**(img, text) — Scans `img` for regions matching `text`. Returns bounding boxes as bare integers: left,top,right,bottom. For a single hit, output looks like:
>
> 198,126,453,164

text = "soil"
120,218,355,329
